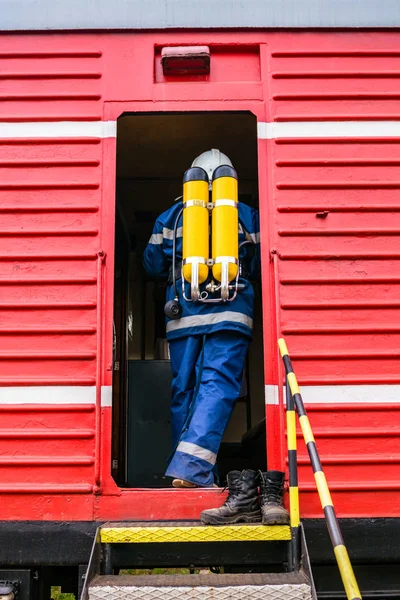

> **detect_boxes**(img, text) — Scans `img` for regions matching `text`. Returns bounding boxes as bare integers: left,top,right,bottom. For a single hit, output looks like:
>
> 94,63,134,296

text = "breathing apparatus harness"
164,164,254,320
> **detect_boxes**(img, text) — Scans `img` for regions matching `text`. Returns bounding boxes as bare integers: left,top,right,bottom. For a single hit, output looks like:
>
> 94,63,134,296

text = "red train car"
1,2,400,598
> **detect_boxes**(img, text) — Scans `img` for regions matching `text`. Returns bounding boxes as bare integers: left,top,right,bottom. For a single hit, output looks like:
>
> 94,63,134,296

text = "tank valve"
205,280,219,293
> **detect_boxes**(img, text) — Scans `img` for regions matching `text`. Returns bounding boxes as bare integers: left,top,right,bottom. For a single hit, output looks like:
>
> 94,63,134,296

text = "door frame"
98,89,284,500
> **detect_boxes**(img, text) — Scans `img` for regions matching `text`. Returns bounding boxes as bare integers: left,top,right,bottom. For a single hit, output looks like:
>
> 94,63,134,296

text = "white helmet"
191,149,233,184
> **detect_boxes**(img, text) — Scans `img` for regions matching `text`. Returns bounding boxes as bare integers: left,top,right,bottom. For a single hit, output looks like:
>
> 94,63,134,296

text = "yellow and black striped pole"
286,377,300,570
278,338,362,600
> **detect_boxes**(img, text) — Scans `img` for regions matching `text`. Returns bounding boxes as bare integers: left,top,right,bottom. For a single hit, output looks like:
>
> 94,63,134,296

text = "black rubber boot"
260,470,290,525
200,470,261,525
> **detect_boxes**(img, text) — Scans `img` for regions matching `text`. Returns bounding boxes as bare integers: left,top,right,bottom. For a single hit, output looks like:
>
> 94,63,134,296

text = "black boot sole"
261,513,290,526
200,510,262,526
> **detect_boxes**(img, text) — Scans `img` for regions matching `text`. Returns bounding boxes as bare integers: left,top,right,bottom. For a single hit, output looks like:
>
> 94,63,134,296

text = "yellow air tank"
182,167,210,299
212,165,239,298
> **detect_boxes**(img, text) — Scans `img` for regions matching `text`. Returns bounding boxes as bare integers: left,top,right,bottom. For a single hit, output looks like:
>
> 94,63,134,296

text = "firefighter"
143,149,288,525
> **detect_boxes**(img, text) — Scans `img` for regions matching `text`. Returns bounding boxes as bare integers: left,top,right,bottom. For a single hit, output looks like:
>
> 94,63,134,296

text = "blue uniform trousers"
165,331,249,487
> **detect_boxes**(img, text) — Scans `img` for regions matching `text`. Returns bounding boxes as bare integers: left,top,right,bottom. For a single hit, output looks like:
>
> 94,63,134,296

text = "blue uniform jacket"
143,201,260,341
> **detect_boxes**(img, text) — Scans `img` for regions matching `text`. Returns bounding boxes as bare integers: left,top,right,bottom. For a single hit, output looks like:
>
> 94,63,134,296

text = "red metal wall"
0,43,104,520
0,31,399,521
269,40,400,516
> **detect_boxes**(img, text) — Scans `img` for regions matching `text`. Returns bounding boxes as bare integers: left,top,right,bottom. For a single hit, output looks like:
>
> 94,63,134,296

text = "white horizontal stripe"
0,121,117,139
177,441,217,466
6,120,400,141
101,386,113,407
258,121,400,140
0,386,112,406
266,384,400,405
299,384,400,404
0,384,397,407
265,385,279,405
166,311,253,333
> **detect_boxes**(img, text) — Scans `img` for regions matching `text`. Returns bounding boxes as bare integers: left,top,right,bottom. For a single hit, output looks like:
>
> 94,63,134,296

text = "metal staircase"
81,521,316,600
79,336,369,600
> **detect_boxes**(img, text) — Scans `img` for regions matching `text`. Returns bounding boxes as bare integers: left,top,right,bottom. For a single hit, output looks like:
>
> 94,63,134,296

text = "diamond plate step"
89,573,312,600
100,521,291,543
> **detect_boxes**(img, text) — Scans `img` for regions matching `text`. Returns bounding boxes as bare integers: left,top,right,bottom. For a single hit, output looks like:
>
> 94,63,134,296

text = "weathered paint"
0,31,399,520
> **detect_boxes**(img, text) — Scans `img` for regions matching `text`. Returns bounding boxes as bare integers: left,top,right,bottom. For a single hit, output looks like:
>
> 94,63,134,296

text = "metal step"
99,521,292,544
81,522,317,600
89,572,313,600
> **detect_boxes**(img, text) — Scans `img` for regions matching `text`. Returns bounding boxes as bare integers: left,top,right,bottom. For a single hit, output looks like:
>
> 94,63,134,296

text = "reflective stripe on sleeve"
149,227,182,244
163,226,182,240
149,233,163,244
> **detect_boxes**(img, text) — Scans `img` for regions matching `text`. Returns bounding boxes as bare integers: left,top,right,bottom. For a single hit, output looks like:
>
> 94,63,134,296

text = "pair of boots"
200,469,289,526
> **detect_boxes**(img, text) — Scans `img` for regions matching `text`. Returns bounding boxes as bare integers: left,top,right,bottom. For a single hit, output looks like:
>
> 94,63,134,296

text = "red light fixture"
161,46,210,75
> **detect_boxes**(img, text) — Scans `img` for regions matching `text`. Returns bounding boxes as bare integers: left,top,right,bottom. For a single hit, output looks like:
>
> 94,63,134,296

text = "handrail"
94,250,106,492
279,338,362,600
271,250,286,470
286,377,300,571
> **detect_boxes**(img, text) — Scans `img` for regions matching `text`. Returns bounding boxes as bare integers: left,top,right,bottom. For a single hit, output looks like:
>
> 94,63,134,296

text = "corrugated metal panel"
2,0,400,31
271,41,400,515
1,30,400,522
271,47,400,121
0,404,95,488
0,49,102,121
0,48,102,505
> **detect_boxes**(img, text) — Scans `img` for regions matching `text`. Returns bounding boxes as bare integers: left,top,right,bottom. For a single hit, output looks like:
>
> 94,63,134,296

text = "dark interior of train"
112,112,266,488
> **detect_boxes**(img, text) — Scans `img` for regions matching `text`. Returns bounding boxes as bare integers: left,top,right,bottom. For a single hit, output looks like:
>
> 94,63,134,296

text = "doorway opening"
112,112,265,488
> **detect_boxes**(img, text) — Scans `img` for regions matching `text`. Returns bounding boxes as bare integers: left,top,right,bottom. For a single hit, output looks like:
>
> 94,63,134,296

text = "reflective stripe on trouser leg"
169,336,203,448
166,331,249,486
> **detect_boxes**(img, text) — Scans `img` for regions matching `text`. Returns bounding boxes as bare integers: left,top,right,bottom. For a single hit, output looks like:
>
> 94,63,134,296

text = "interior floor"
112,112,266,488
